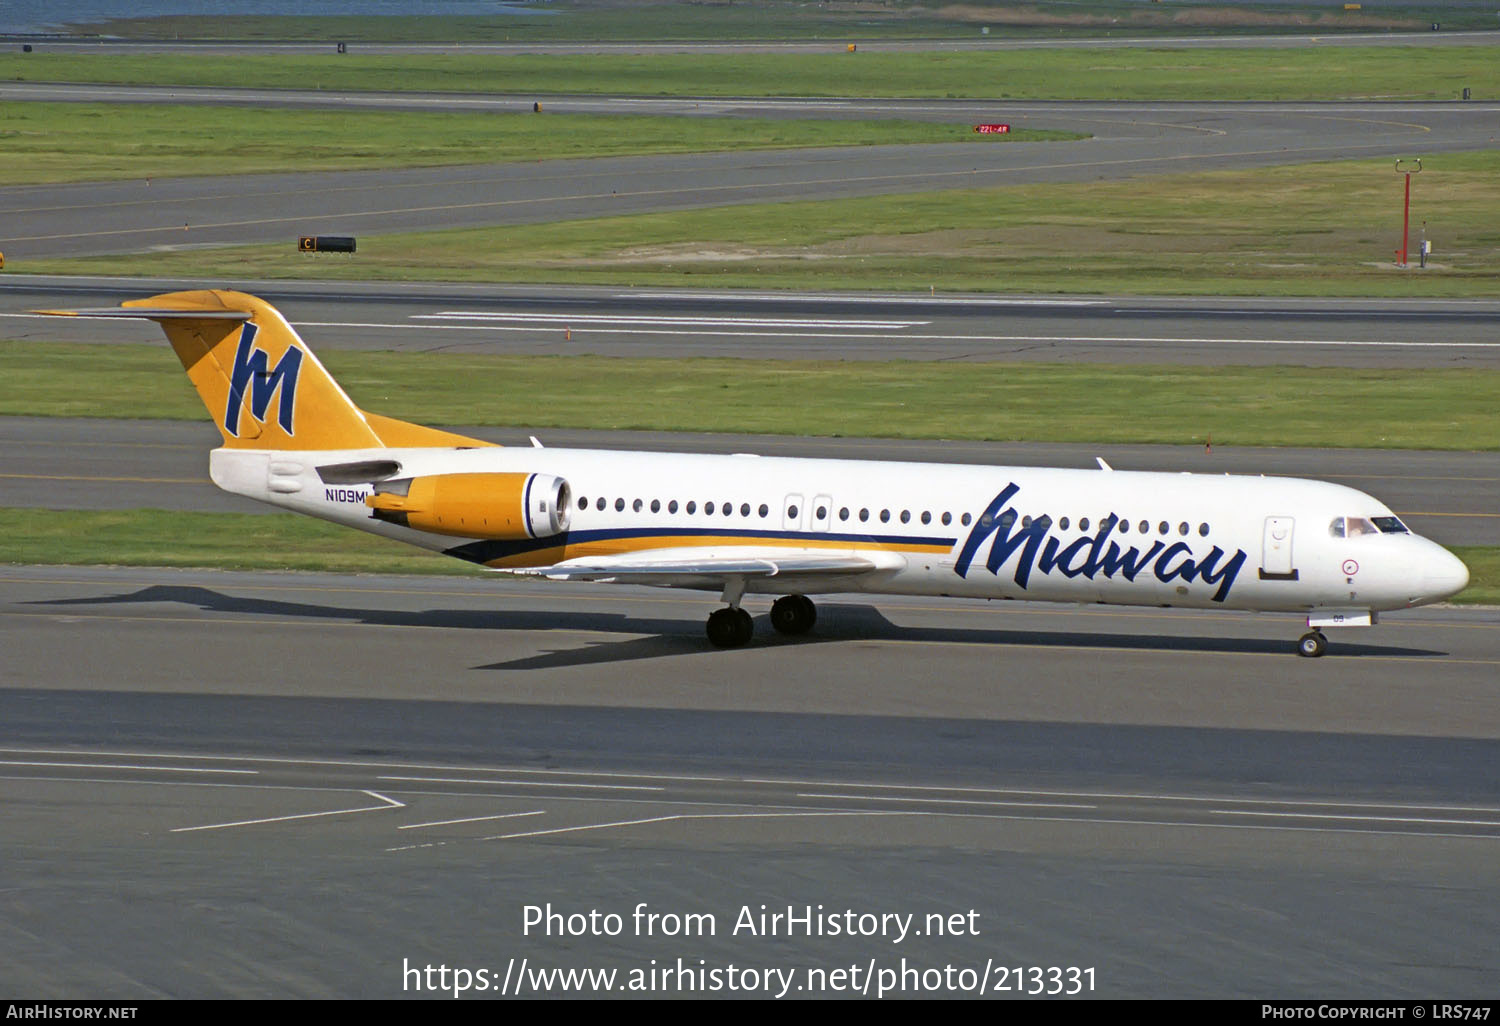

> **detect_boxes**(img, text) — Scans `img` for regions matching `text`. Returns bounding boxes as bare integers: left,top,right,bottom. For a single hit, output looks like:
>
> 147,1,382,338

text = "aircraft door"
783,494,805,532
1261,516,1298,580
810,493,833,533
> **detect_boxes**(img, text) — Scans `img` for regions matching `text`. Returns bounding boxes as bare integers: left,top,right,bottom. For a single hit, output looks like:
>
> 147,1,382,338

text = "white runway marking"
309,317,1500,349
398,810,546,830
415,311,929,329
480,810,905,842
377,774,664,791
624,291,1109,307
0,759,256,775
170,789,405,833
798,792,1097,810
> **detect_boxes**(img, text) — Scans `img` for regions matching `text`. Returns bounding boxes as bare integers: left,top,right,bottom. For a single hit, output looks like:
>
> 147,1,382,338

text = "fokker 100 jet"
43,290,1469,657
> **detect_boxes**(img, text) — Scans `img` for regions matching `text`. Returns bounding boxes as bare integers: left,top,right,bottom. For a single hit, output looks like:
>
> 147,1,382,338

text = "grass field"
58,1,1499,42
27,152,1500,298
0,102,1076,186
5,340,1497,451
3,508,1494,604
3,46,1493,101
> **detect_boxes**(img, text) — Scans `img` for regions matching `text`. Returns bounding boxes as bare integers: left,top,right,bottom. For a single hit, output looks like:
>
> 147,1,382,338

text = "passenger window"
686,500,697,514
839,507,850,521
633,499,643,512
859,508,869,522
577,496,588,510
1158,521,1169,535
880,509,891,523
759,503,769,518
1118,519,1129,534
998,511,1016,529
1198,523,1209,537
706,501,716,515
669,500,678,514
1138,520,1149,534
614,498,625,512
941,512,951,526
816,506,827,520
1021,515,1032,528
650,499,660,513
921,511,931,525
787,504,798,518
1178,522,1189,536
961,513,972,526
1080,517,1090,532
1059,517,1070,531
899,510,910,524
741,503,751,517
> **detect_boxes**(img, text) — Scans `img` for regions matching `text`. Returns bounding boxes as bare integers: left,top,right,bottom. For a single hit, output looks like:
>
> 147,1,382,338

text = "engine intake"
366,472,570,539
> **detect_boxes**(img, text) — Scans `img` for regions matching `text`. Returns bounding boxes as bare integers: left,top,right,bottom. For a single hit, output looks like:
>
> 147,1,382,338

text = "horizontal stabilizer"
36,307,252,321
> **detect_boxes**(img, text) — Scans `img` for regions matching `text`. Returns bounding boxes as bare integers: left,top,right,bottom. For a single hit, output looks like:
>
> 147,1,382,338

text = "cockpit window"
1335,516,1381,537
1372,516,1409,534
1329,517,1344,538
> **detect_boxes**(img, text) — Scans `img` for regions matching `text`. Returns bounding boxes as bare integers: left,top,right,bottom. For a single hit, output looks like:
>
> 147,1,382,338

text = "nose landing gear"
1297,630,1328,658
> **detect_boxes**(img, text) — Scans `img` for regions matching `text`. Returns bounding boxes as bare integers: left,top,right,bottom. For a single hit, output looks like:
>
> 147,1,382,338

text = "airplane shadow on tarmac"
29,583,1447,670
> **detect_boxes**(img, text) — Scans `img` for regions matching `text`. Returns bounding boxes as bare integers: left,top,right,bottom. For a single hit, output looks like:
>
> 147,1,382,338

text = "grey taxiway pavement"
3,91,1497,259
6,275,1500,368
3,564,1499,997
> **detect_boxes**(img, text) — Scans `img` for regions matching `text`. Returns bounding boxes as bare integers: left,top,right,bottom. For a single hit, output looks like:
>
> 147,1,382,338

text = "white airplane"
44,289,1470,657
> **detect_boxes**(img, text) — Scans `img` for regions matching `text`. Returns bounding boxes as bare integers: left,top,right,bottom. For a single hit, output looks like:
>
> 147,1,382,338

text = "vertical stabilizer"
121,289,384,450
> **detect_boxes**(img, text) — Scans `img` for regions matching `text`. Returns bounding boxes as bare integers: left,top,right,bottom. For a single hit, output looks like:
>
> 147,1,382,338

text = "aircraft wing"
511,549,903,586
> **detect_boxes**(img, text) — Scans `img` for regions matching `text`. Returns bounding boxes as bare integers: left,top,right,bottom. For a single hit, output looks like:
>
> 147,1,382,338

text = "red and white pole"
1400,171,1411,267
1394,157,1421,268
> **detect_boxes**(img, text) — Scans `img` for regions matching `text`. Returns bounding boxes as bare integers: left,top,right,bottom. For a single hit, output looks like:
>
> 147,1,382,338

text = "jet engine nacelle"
365,472,571,539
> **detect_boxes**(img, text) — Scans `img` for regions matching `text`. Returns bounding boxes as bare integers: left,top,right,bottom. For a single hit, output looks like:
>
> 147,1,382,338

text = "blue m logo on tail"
224,323,303,437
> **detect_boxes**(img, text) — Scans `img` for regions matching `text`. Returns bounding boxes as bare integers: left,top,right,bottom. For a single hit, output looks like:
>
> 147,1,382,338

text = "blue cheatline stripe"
441,525,959,565
522,473,535,540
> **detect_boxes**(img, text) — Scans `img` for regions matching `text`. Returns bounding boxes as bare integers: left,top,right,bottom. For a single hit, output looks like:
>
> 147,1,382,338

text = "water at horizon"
0,1,553,36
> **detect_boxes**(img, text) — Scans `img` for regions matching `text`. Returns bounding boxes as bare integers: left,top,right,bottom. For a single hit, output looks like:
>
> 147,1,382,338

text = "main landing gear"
705,592,817,648
1297,630,1328,658
706,606,754,648
769,594,816,636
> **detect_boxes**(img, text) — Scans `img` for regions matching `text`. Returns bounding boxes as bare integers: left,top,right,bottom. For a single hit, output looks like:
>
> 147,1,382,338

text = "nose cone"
1420,546,1470,603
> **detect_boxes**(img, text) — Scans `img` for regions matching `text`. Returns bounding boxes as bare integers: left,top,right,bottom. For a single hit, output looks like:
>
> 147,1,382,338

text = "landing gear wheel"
706,607,754,648
770,594,817,636
1297,630,1328,658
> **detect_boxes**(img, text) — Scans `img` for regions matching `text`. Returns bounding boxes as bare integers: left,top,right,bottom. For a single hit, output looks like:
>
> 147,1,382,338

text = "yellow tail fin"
123,289,381,450
40,289,492,451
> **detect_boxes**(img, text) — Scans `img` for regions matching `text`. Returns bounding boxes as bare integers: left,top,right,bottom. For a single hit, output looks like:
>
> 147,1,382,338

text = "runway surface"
6,275,1500,369
2,564,1499,996
2,94,1495,259
2,415,1496,545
